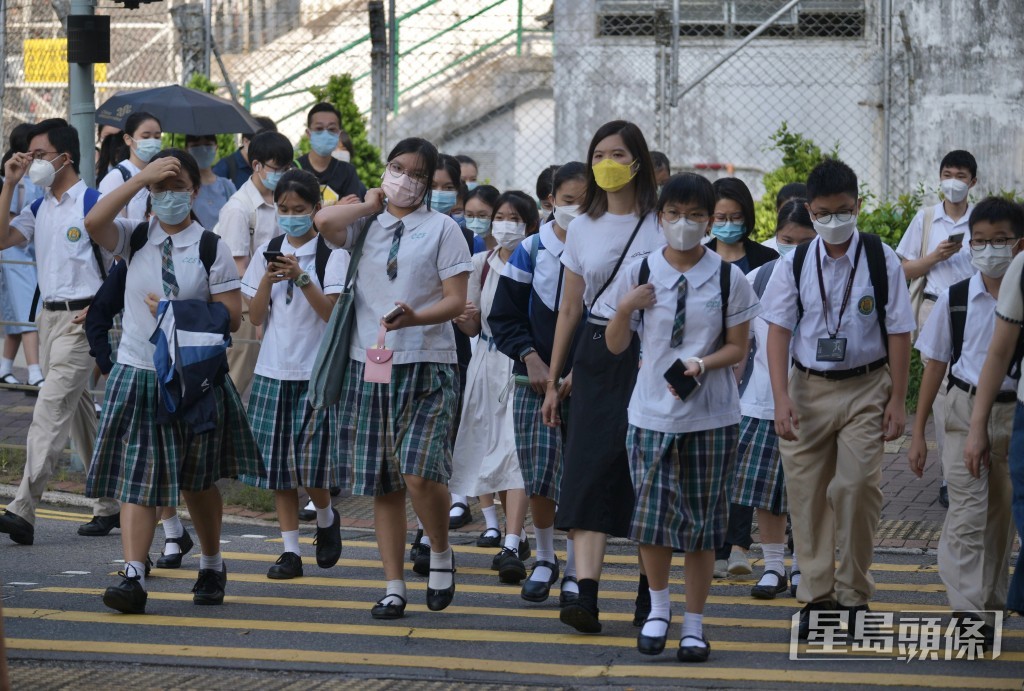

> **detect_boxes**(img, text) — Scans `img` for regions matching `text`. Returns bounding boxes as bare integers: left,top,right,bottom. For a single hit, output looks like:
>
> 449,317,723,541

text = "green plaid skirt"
85,364,260,507
731,415,787,515
627,424,739,552
513,383,568,502
341,360,458,497
239,375,346,491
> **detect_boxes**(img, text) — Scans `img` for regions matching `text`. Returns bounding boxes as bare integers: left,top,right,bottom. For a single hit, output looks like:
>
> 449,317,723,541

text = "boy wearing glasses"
763,159,914,640
297,103,365,206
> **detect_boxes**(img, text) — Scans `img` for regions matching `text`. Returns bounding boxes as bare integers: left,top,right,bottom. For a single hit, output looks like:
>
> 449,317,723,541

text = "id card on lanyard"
814,240,863,362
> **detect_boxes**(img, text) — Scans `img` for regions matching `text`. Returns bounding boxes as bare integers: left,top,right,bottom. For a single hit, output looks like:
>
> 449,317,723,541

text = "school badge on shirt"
66,227,82,242
858,295,875,315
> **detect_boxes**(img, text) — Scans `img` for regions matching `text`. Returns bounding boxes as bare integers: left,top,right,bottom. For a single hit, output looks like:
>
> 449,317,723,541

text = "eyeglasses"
388,161,428,183
29,150,60,161
809,210,856,224
713,213,744,225
970,238,1017,250
262,163,293,174
661,210,709,223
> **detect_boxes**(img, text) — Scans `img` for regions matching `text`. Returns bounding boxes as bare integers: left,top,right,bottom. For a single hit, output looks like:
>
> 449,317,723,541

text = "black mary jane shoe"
751,569,789,600
448,502,473,530
371,593,407,620
476,527,501,548
559,596,602,634
521,560,560,603
677,634,711,663
633,589,652,627
637,617,671,656
155,529,195,569
425,552,456,611
78,512,120,537
558,576,579,607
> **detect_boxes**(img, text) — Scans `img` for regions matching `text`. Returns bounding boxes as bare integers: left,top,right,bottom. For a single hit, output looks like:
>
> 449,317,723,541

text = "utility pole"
369,1,387,152
66,0,108,187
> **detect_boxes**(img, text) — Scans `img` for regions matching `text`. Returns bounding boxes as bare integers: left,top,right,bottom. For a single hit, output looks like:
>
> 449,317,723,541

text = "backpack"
737,259,778,395
948,276,1024,382
266,233,332,288
114,164,132,183
637,255,731,338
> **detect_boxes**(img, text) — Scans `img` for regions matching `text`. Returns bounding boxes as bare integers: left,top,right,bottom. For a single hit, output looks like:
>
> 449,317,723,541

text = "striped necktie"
670,275,687,348
161,237,179,298
386,221,404,281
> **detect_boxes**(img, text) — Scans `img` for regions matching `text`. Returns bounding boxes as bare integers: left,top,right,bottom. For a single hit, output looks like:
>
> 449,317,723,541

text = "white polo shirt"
562,211,662,319
214,178,278,258
739,262,776,421
995,252,1024,402
896,201,973,296
762,232,915,371
98,159,149,222
241,236,348,380
112,217,240,370
599,247,761,435
11,179,110,302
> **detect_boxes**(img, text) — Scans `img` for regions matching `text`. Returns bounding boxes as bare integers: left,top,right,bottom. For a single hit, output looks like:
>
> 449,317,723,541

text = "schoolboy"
297,103,366,206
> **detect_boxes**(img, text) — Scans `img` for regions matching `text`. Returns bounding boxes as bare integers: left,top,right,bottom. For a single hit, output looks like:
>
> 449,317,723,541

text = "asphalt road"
1,504,1022,690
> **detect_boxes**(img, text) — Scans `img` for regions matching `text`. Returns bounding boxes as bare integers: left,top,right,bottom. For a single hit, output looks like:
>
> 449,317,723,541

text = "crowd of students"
0,107,1021,664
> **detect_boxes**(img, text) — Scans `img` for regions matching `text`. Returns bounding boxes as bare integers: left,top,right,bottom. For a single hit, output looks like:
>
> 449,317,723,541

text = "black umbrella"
96,85,261,135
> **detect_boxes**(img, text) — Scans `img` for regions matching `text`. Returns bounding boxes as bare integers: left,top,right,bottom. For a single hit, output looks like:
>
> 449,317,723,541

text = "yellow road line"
35,508,91,519
5,638,1018,687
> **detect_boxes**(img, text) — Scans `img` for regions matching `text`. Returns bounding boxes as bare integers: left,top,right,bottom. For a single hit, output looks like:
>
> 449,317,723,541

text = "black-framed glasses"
661,210,709,223
809,210,856,224
970,238,1016,250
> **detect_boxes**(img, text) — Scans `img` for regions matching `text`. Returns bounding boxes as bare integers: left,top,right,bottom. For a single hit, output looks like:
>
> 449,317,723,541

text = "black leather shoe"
519,536,530,562
497,547,526,584
410,530,430,576
521,560,559,602
78,512,120,537
558,576,579,607
103,571,147,614
314,508,342,569
192,564,227,605
409,529,425,560
448,502,473,530
633,588,652,627
751,570,789,600
839,603,879,639
798,600,838,641
267,552,303,580
476,527,501,548
677,634,711,662
560,595,601,633
298,507,316,522
939,484,949,508
789,570,800,597
425,551,456,611
0,510,34,545
155,529,194,569
371,593,407,620
637,617,670,655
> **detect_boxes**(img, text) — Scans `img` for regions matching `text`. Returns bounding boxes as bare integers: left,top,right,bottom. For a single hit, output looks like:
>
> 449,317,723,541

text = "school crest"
704,297,722,313
66,226,82,242
858,295,875,315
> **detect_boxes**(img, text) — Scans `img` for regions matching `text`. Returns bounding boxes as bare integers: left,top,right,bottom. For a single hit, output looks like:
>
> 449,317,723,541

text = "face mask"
712,222,744,245
28,156,65,188
188,145,217,170
553,204,580,230
662,218,707,251
491,220,527,250
381,168,426,208
466,181,479,191
259,165,284,191
776,242,798,257
970,244,1014,278
278,213,314,238
151,190,193,225
134,137,163,163
309,130,340,158
466,217,491,236
592,159,637,192
331,149,351,163
812,214,857,245
451,214,466,228
429,189,457,215
940,178,969,204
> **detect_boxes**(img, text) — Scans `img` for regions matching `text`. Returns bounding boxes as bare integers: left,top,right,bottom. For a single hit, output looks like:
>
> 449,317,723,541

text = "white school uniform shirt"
739,262,776,420
214,178,278,258
241,236,348,380
916,271,1017,394
561,211,662,319
599,248,761,435
344,204,472,365
762,231,915,371
503,221,565,311
10,179,111,302
895,201,973,296
111,217,240,371
98,159,149,222
995,252,1024,402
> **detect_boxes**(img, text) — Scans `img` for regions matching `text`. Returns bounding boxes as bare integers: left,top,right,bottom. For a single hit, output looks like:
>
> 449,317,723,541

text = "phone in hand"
947,232,965,245
383,304,406,323
263,250,284,265
664,359,701,401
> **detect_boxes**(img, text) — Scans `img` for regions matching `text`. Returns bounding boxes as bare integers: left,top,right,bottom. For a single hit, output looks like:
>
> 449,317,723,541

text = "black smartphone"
947,232,965,245
383,304,406,323
664,359,701,401
263,250,284,264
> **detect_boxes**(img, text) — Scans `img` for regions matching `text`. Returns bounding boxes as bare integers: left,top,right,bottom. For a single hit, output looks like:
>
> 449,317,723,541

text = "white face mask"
940,178,969,204
662,218,707,251
28,155,65,188
331,149,351,163
553,204,580,230
491,220,527,250
812,214,857,245
970,243,1015,278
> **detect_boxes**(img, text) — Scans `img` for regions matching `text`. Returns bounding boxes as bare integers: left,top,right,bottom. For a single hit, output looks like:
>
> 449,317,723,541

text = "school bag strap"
590,212,648,310
637,257,651,323
635,254,730,336
265,233,332,298
737,260,777,396
480,248,498,288
947,277,970,369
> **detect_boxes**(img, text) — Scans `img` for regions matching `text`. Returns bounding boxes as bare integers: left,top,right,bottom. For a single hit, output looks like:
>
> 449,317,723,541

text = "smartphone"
947,232,965,245
383,305,406,323
664,359,701,401
263,250,284,264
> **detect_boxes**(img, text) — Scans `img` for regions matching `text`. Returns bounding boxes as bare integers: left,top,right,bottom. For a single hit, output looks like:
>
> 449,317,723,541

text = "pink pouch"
364,325,394,384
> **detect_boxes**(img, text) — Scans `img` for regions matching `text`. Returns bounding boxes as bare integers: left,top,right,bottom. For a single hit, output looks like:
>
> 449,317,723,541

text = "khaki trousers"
7,309,118,524
918,298,947,456
226,314,260,402
939,386,1015,611
781,365,891,607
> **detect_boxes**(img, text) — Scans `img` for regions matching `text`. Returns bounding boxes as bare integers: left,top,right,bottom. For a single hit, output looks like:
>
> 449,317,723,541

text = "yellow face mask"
592,158,638,192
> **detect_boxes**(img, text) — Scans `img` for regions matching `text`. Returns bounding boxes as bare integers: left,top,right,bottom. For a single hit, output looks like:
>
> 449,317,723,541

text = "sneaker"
102,570,147,614
314,507,343,569
727,550,752,576
496,547,526,584
713,559,729,578
192,564,227,605
267,552,303,580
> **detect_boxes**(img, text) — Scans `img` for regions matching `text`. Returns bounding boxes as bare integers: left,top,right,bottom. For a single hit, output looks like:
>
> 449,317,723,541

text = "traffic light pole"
68,0,97,186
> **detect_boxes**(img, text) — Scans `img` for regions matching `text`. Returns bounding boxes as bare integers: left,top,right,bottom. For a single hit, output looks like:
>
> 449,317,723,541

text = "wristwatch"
519,347,537,363
686,357,706,376
294,272,312,289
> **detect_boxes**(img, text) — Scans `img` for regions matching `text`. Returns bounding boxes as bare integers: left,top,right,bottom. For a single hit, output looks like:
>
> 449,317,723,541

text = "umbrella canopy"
96,85,261,136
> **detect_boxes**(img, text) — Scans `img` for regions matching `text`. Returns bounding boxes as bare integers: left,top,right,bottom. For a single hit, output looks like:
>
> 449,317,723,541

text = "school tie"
386,221,404,281
161,237,179,298
670,275,687,348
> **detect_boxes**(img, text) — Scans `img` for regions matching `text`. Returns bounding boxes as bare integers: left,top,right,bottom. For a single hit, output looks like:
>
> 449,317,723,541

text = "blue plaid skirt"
731,415,787,514
513,383,568,502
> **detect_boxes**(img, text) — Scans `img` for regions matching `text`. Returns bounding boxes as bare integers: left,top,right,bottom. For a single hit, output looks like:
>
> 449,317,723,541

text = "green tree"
305,74,384,188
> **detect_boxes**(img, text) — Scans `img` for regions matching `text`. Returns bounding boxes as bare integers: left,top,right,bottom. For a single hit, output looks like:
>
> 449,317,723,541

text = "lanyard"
815,239,863,339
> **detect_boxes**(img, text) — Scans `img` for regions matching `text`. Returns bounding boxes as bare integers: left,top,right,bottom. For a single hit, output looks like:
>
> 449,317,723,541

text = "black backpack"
265,233,332,289
948,276,1024,382
637,255,731,338
128,221,219,272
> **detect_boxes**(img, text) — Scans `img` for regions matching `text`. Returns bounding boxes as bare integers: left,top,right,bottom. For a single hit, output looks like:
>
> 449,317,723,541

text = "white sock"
0,358,13,376
380,579,406,606
503,533,521,554
162,514,184,555
315,505,334,528
27,364,42,382
199,553,223,572
791,550,800,577
641,586,671,637
759,543,785,587
126,560,147,590
482,505,499,532
529,525,556,582
427,547,454,590
681,612,706,647
304,499,316,512
449,494,467,517
282,530,301,556
564,538,577,579
420,533,431,548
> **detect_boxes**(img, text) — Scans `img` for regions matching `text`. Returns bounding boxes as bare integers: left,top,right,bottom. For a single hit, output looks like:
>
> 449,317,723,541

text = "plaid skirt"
85,363,260,507
732,415,787,515
239,375,346,491
341,360,458,497
627,424,739,552
513,383,568,502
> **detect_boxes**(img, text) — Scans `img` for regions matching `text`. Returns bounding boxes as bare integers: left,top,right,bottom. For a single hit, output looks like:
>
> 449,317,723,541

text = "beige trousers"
938,386,1015,611
7,309,118,524
918,298,947,456
781,365,891,607
226,314,260,402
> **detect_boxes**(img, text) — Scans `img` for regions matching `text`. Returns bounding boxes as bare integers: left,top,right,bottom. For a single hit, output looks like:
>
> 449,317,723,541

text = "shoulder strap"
128,222,150,262
343,213,378,291
314,234,331,287
529,234,541,269
591,213,648,310
948,278,970,368
920,206,936,255
267,234,285,255
480,248,497,289
199,231,219,275
636,258,651,323
753,259,777,300
226,154,238,182
115,164,132,183
82,188,107,280
30,197,43,217
793,242,811,323
861,233,890,355
720,260,731,338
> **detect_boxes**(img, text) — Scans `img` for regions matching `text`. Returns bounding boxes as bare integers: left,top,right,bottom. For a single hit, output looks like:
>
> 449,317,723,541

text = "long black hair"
552,161,587,197
124,111,161,138
712,177,757,240
581,120,657,219
775,197,812,233
149,149,201,225
274,169,322,207
387,137,438,208
493,190,541,237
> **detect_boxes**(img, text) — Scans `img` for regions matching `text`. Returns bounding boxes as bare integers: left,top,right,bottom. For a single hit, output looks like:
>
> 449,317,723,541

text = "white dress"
449,250,525,495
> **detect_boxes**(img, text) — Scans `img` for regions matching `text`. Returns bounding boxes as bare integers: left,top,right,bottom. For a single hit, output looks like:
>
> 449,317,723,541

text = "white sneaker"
713,559,729,578
727,550,752,576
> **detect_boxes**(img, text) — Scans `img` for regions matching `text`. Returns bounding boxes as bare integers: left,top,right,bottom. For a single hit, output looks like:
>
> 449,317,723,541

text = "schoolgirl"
239,169,347,579
316,137,471,619
490,162,588,603
603,172,761,662
540,120,663,633
464,184,499,255
97,112,163,220
83,149,258,614
185,134,236,230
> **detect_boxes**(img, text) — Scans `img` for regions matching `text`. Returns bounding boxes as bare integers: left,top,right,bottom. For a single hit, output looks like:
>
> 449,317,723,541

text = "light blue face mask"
134,137,163,163
466,181,479,191
429,189,458,214
712,222,745,244
451,214,466,229
278,214,314,237
309,130,340,158
261,167,284,191
188,145,217,170
465,217,491,236
151,190,192,225
776,242,797,256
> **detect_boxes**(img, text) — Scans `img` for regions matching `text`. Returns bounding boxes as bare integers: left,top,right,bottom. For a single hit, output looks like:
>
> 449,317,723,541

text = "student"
213,115,277,190
82,148,256,613
535,164,560,217
98,112,162,221
541,120,662,633
316,137,471,619
763,158,914,640
465,184,500,256
298,103,366,205
650,151,671,187
0,119,120,545
735,199,816,600
762,182,808,251
604,172,761,662
96,127,129,185
490,162,587,603
331,129,355,163
456,155,479,189
185,134,235,230
898,150,977,507
215,130,295,399
240,169,347,579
